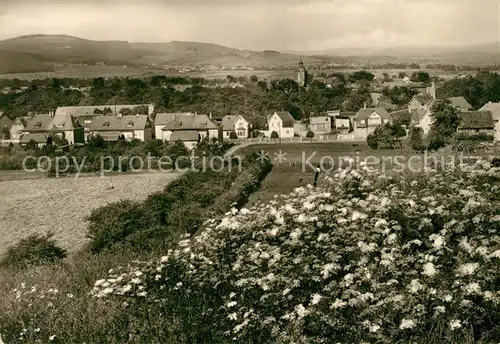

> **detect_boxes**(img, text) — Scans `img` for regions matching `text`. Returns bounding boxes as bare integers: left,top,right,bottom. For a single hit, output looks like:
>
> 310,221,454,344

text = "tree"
270,130,279,142
436,72,500,108
398,72,407,79
250,75,258,83
382,72,391,82
119,108,133,116
167,140,190,164
411,71,430,84
389,123,407,146
350,70,375,82
87,135,107,150
428,101,460,150
410,126,424,151
383,86,417,106
229,131,238,140
1,127,10,139
366,124,395,149
102,107,113,115
26,139,38,150
306,130,315,142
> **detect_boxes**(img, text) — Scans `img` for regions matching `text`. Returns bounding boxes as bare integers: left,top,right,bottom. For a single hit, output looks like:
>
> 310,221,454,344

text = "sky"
0,0,499,51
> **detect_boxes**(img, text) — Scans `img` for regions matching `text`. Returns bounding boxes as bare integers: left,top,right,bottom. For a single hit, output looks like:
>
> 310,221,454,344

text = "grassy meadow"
0,172,180,256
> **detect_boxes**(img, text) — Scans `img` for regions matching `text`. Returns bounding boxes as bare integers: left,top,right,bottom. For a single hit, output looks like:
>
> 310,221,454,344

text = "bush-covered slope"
89,161,500,343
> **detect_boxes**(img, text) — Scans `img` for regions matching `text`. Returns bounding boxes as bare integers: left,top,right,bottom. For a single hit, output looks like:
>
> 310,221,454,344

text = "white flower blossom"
310,293,322,305
422,262,438,277
449,319,462,330
399,318,416,329
458,262,479,276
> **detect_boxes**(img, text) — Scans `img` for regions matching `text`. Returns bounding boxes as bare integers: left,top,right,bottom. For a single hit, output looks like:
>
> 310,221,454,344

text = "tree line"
1,71,499,129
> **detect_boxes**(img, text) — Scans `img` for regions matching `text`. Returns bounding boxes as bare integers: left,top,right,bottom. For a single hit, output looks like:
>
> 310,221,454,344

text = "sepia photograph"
0,0,499,343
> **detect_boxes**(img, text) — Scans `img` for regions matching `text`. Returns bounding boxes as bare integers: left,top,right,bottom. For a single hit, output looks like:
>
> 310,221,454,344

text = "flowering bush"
86,160,500,343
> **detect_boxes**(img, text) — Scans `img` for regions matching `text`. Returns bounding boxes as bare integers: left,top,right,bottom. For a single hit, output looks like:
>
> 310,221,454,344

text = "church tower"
297,59,308,87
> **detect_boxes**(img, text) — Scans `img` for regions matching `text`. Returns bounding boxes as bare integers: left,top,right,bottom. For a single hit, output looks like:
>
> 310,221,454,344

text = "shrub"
229,131,238,140
86,200,149,253
410,126,425,151
0,232,66,268
306,130,314,142
87,135,107,150
455,133,494,142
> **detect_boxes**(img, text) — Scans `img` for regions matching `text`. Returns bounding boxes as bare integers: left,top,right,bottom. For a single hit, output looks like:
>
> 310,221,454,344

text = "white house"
478,101,500,141
309,116,333,134
155,113,183,140
221,115,250,139
88,115,151,142
157,113,219,142
9,116,30,141
352,106,392,139
21,113,85,145
267,111,295,138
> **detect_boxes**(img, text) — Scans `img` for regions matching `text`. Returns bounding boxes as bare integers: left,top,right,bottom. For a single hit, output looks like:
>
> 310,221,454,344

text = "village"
1,61,499,151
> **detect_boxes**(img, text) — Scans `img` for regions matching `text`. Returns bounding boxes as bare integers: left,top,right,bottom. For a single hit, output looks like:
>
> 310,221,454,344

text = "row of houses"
2,96,499,149
1,104,254,149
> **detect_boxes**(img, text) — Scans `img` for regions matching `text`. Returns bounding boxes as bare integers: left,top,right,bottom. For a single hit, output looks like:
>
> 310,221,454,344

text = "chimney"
363,102,367,110
209,112,212,120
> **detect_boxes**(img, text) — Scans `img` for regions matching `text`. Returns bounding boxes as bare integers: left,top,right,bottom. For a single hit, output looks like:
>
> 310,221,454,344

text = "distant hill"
0,34,498,74
0,35,323,72
0,51,53,74
302,42,500,65
0,34,142,64
131,41,323,67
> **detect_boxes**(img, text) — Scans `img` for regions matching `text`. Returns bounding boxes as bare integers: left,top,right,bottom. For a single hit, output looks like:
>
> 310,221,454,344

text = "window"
33,122,42,129
84,119,91,124
103,122,110,127
368,118,381,126
126,121,134,128
237,130,245,136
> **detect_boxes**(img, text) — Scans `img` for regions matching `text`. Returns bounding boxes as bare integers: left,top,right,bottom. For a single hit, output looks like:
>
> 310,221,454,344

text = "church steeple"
297,59,308,87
